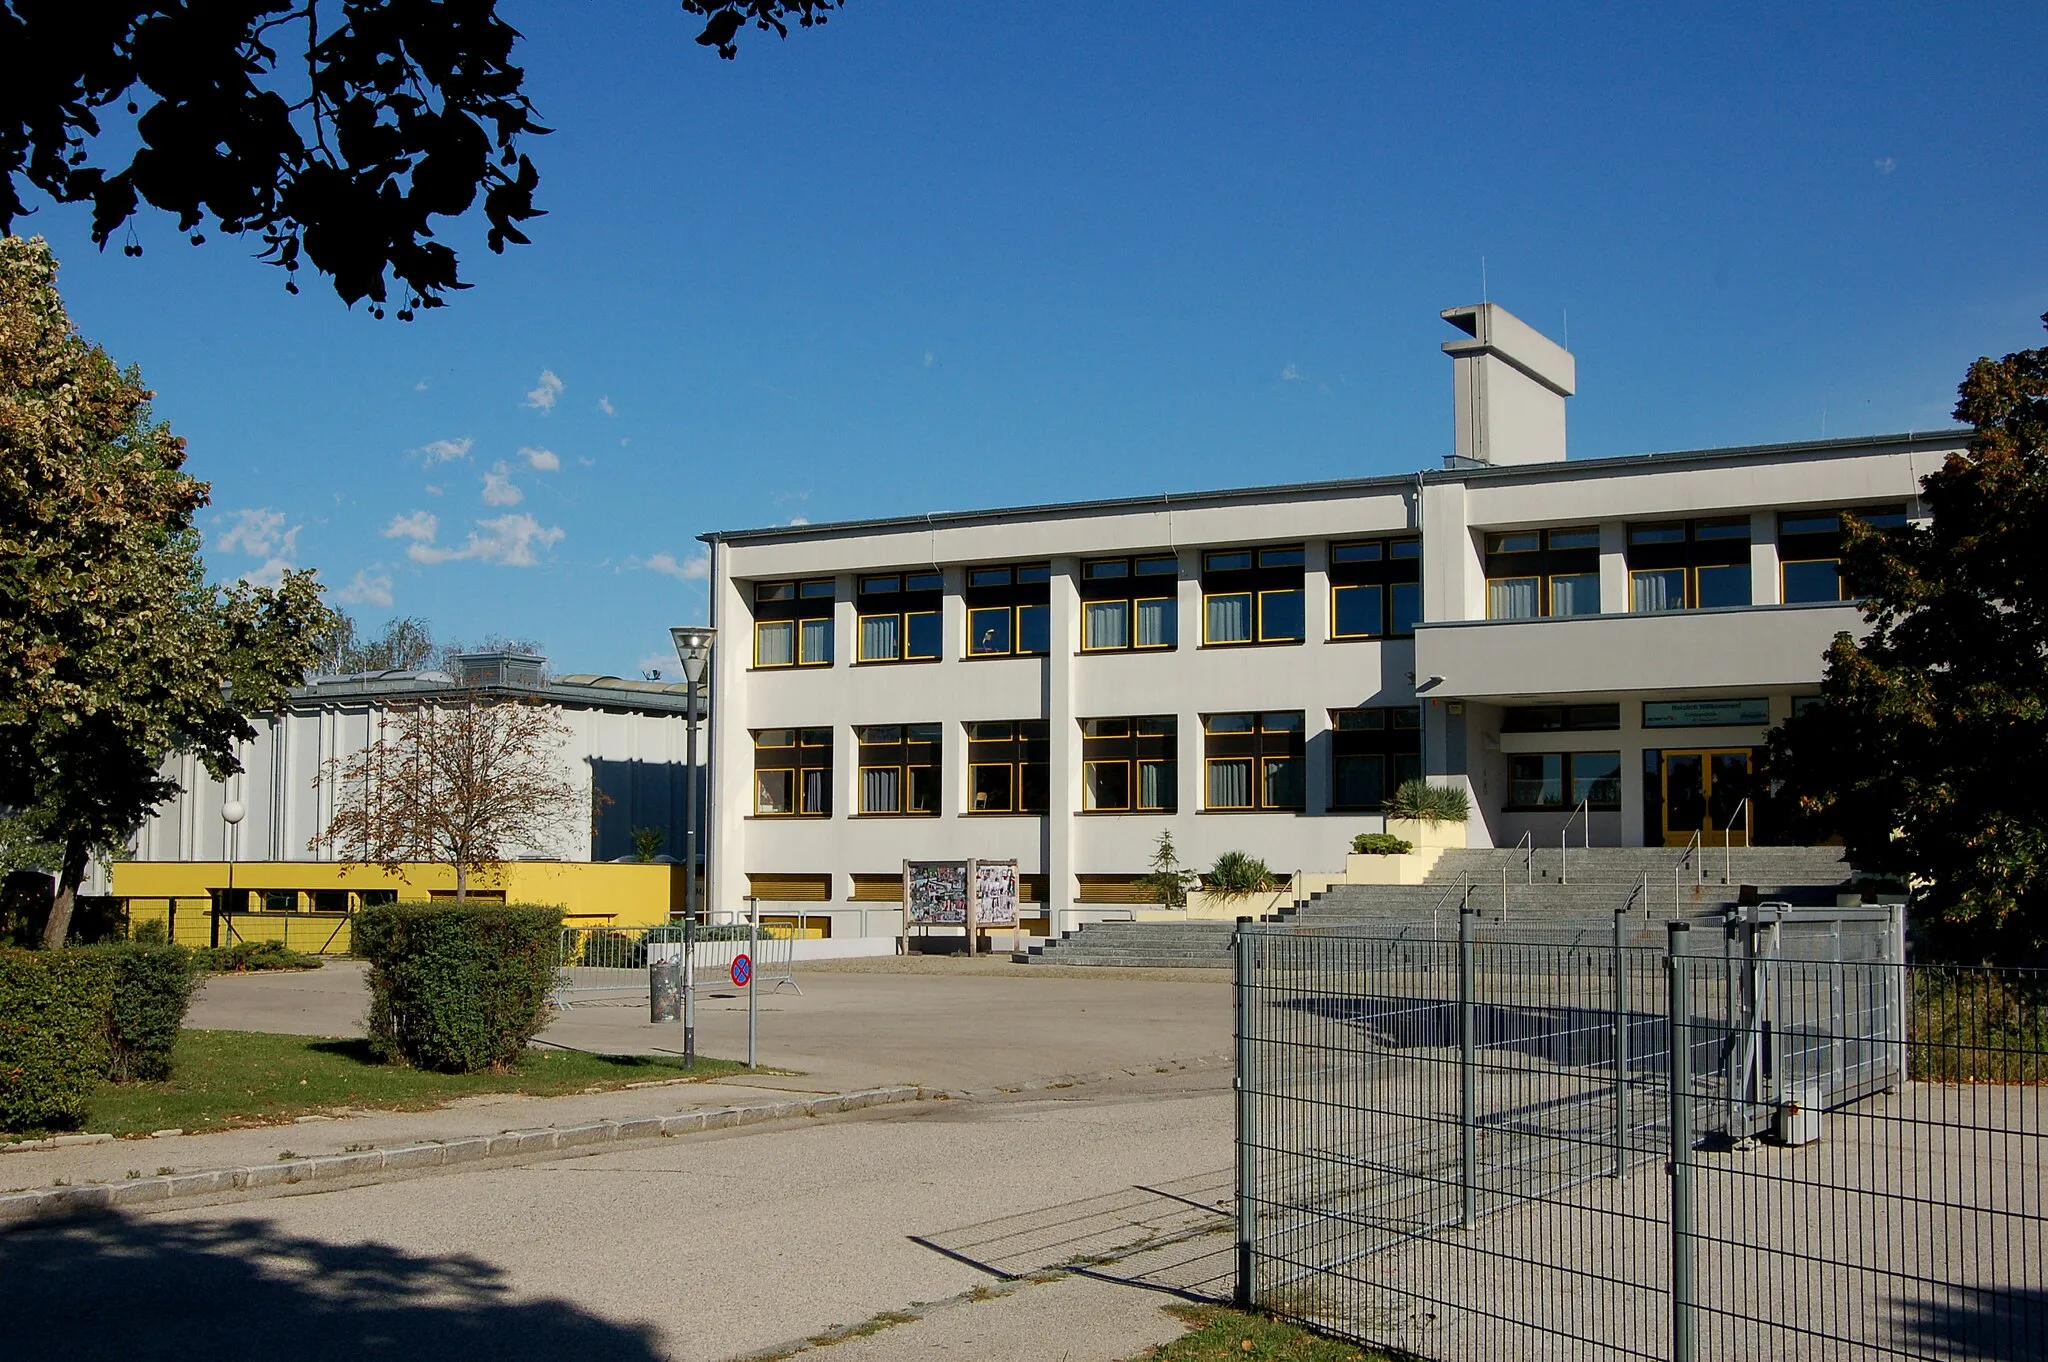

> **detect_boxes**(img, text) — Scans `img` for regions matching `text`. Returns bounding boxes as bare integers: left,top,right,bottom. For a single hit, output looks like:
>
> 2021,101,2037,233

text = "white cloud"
597,396,616,417
578,456,597,467
383,510,439,543
1281,363,1302,381
523,369,564,412
481,461,524,507
335,569,395,609
1875,156,1897,174
788,515,810,526
214,507,300,560
418,436,473,465
644,550,710,582
405,513,564,568
239,558,293,588
424,484,444,497
413,378,429,392
518,445,560,471
923,350,934,367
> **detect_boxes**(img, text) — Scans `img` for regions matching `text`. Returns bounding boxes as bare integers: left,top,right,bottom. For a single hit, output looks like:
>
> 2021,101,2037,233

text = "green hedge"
353,903,564,1073
0,948,117,1131
103,944,198,1082
1352,833,1414,855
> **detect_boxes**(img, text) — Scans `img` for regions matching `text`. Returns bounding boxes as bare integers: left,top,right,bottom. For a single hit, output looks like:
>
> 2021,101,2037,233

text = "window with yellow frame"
753,727,832,816
855,572,943,663
1079,555,1179,651
1080,716,1176,811
855,724,940,815
1330,537,1422,638
964,564,1052,658
752,578,836,668
965,720,1049,812
1202,711,1304,810
1201,546,1304,645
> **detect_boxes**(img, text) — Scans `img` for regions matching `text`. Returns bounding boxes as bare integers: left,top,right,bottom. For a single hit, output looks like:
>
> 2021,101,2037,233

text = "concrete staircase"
1016,845,1854,967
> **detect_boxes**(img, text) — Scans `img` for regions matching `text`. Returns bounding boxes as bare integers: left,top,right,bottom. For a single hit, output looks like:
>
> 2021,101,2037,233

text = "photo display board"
904,861,969,925
973,860,1019,927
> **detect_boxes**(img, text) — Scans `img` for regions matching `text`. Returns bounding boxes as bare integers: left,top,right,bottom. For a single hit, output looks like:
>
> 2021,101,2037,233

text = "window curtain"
1549,573,1599,618
1206,593,1252,643
861,766,900,814
1135,597,1175,648
1207,758,1251,808
1084,600,1129,650
799,616,834,663
1487,576,1540,620
1631,570,1683,613
1138,760,1174,810
859,614,900,661
756,621,794,667
1263,757,1304,809
801,768,831,815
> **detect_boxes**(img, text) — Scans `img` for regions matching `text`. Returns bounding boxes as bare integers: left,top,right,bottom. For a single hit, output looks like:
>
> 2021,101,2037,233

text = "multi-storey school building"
702,304,1960,943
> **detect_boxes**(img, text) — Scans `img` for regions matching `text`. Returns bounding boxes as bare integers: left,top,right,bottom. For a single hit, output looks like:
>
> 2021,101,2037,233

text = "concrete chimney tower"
1441,303,1576,466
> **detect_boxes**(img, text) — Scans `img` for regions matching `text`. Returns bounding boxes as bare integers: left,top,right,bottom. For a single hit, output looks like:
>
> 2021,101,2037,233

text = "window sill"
1196,807,1307,815
745,814,832,821
749,664,835,673
1326,634,1413,643
1076,646,1180,656
961,652,1051,662
1198,640,1305,651
849,813,941,820
852,658,941,668
961,810,1047,818
1077,808,1177,816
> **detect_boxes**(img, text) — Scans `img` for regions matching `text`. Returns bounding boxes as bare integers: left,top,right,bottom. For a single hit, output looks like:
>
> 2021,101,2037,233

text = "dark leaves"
2,3,841,316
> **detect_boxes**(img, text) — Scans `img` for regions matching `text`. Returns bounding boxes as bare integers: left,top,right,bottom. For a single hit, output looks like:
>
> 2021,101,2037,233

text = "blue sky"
25,2,2048,679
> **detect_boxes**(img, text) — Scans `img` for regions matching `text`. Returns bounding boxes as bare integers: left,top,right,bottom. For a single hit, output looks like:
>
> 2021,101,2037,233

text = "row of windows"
1482,507,1907,620
750,709,1420,816
751,539,1422,668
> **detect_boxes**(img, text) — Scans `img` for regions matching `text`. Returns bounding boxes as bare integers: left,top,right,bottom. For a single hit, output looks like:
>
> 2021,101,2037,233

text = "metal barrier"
1233,910,2044,1360
552,924,800,1008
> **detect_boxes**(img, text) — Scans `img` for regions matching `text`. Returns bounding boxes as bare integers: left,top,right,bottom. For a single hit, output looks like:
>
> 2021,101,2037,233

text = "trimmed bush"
101,943,198,1082
0,947,117,1131
353,902,564,1073
1387,779,1471,825
1352,833,1414,856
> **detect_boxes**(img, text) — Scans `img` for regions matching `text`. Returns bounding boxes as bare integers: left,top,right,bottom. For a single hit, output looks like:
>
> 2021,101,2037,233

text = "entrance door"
1661,750,1752,847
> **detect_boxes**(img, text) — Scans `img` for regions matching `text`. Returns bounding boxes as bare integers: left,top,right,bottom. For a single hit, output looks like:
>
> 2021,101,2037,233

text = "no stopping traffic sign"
730,954,752,988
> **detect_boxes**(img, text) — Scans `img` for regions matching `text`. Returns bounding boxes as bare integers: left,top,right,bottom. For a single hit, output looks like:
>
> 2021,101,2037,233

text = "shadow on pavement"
0,1211,665,1362
1898,1285,2048,1360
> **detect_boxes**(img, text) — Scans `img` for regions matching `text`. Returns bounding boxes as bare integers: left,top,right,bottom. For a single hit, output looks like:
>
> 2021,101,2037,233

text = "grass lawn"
1139,1305,1393,1362
61,1029,757,1139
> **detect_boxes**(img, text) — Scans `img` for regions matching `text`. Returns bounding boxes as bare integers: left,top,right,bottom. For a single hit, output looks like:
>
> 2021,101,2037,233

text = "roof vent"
1440,302,1575,466
451,651,547,689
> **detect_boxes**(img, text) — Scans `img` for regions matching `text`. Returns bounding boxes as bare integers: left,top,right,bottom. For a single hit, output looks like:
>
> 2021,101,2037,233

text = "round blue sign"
730,954,752,987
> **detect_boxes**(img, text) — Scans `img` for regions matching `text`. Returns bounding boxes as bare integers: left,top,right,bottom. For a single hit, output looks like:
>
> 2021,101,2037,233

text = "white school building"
699,303,1957,943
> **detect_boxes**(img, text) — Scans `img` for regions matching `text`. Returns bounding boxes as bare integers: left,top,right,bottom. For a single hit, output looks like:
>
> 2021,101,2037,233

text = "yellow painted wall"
113,860,686,945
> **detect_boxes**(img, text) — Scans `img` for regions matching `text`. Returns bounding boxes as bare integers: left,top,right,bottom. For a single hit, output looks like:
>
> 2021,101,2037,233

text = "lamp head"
222,800,246,826
669,625,717,684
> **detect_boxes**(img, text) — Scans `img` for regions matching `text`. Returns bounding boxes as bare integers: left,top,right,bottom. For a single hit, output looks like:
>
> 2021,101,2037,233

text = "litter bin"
649,941,682,1022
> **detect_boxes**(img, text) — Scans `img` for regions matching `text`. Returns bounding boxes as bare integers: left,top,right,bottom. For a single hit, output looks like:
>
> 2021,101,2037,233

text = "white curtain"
1631,570,1682,613
1136,597,1175,648
800,616,834,663
1207,758,1251,808
1206,593,1252,643
801,767,830,815
755,621,794,667
1084,600,1129,650
859,614,900,661
1487,576,1540,620
861,766,900,814
1138,760,1174,810
1549,573,1599,617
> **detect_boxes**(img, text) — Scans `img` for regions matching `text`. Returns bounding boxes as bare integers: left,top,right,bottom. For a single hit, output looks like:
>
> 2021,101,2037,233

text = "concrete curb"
0,1085,924,1230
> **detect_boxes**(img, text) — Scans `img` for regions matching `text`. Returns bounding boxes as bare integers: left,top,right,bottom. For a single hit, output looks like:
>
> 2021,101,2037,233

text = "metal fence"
551,924,800,1008
1233,909,2046,1360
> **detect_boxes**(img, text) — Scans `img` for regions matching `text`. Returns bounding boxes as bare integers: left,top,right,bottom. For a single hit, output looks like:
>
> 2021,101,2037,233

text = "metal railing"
1232,911,2044,1361
1560,797,1591,883
552,923,801,1008
1722,797,1752,885
1510,830,1535,884
1675,829,1702,917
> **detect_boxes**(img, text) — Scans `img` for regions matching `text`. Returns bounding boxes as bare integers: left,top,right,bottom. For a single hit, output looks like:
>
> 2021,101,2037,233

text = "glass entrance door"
1661,749,1752,847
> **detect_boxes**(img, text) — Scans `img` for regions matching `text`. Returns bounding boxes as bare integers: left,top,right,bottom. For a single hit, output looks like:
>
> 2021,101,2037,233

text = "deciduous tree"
0,2,842,317
0,235,333,945
313,694,587,900
1770,315,2048,962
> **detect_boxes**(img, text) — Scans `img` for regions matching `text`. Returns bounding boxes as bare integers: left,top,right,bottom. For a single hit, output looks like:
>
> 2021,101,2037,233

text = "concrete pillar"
1046,558,1080,933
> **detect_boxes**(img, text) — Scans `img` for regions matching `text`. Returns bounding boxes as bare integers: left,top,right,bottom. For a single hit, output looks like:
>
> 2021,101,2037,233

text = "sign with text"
1643,698,1770,729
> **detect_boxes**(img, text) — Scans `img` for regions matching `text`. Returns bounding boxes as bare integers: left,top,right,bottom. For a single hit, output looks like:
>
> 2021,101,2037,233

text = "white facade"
125,658,703,872
701,305,1960,939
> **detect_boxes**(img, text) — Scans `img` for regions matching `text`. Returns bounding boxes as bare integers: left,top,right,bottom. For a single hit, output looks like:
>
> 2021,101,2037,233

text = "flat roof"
702,429,1966,547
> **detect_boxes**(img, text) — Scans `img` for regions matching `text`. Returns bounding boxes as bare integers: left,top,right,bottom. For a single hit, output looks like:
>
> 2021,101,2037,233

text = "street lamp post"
670,625,717,1069
219,798,245,949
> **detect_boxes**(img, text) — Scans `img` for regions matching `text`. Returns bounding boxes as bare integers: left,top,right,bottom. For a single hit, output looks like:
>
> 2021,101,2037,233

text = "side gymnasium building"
699,303,1958,943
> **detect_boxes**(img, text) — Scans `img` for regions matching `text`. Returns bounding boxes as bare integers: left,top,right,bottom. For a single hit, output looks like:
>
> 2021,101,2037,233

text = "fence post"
1613,906,1630,1179
1233,916,1256,1309
1667,920,1696,1362
1460,905,1478,1229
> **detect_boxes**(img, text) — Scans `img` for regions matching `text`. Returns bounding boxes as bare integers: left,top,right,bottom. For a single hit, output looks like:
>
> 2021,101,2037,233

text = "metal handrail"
1722,798,1751,885
1431,876,1470,942
1631,871,1651,922
1676,830,1702,916
1511,830,1534,884
1560,798,1591,884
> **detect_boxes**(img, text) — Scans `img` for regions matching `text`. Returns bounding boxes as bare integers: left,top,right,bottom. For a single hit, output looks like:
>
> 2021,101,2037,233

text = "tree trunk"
455,860,467,903
38,836,90,948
